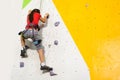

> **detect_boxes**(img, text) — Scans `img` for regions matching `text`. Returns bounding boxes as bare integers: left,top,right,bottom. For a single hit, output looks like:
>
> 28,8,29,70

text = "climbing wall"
53,0,120,80
11,0,90,80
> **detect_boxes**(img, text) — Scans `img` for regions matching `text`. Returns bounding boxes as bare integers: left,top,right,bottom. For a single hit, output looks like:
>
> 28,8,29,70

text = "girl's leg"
20,33,28,58
33,30,52,70
20,35,25,48
37,49,45,64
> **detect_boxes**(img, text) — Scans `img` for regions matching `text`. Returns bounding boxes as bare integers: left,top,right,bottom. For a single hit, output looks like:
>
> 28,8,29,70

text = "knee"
36,44,44,51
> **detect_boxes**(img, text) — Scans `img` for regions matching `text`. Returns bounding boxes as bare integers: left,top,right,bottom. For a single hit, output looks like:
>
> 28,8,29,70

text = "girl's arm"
40,13,49,23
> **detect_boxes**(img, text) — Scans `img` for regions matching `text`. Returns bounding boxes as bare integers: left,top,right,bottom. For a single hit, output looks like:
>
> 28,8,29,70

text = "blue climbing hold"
54,40,58,45
54,21,60,27
20,62,24,68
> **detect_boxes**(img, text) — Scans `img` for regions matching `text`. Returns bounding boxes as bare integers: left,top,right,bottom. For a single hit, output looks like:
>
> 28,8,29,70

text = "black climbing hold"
54,21,60,27
47,15,49,19
20,62,24,68
54,40,58,45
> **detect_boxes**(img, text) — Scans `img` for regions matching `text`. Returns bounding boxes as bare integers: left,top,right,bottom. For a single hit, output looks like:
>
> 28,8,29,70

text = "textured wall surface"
53,0,120,80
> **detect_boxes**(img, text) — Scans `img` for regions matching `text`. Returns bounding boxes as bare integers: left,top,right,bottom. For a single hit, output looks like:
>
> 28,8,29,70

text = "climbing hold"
47,15,49,19
48,44,51,48
50,71,57,76
20,62,24,68
54,40,58,45
85,3,89,8
54,21,60,27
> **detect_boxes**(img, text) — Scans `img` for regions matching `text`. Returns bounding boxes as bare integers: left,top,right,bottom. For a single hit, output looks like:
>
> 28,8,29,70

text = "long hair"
29,9,40,22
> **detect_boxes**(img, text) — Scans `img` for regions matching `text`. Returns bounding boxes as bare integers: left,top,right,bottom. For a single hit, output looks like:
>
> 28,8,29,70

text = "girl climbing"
19,8,53,71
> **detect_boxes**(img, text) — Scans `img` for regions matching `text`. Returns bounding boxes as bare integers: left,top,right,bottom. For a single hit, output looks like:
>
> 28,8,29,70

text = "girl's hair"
29,9,40,22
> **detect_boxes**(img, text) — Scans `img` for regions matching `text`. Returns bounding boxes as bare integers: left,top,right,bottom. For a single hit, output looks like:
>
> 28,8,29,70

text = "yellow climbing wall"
53,0,120,80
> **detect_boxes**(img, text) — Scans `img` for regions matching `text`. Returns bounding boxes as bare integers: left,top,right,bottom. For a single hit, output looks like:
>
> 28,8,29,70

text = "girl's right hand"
45,13,49,19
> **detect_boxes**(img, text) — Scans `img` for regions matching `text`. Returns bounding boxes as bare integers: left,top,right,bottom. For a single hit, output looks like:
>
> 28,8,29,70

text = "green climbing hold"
22,0,32,9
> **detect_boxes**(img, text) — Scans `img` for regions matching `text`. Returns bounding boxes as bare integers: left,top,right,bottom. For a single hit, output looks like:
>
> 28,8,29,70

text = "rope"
39,0,51,62
39,0,43,11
